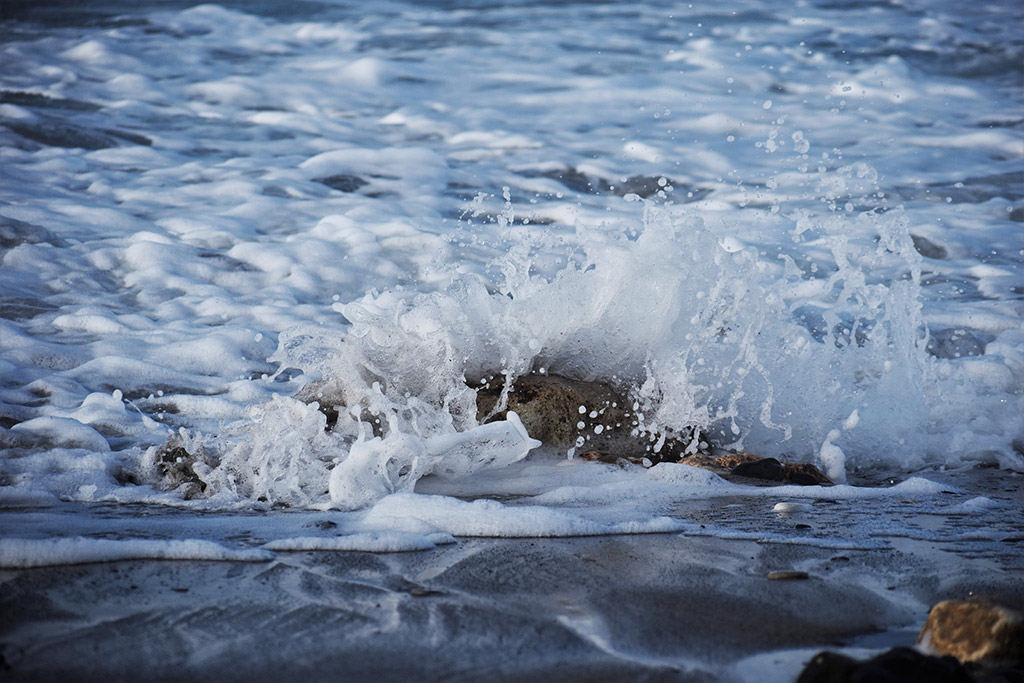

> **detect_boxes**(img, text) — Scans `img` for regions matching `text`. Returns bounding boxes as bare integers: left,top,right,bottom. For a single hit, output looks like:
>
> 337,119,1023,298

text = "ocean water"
1,0,1023,559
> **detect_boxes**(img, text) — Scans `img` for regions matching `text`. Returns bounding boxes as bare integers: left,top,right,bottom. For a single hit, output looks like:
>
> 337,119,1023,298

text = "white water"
1,0,1023,555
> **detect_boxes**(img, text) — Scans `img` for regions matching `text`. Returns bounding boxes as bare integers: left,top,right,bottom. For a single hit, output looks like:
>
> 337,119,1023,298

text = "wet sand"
4,464,1019,683
3,470,1022,683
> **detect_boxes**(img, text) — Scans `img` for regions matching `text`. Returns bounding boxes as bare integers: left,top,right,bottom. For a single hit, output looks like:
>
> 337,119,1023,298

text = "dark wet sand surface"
2,467,1021,682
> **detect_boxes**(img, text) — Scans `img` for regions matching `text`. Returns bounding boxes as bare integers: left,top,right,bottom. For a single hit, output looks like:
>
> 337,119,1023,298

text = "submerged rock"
475,373,700,462
785,462,833,486
918,600,1024,666
767,570,809,581
681,452,831,486
731,457,787,481
302,371,827,485
142,435,216,500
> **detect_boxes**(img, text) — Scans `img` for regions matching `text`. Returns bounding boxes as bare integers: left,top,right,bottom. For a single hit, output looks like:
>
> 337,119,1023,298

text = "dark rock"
578,450,618,464
798,647,973,683
476,373,700,462
767,571,809,580
797,651,859,683
145,436,216,499
789,470,823,486
918,600,1024,665
679,452,831,485
731,457,786,481
299,372,701,461
786,462,833,485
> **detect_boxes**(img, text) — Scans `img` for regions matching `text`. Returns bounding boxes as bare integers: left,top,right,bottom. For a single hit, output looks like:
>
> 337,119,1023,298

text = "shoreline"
3,467,1021,682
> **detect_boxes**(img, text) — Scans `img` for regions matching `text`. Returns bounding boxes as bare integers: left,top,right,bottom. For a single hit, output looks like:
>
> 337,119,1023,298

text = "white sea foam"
1,1,1022,534
0,537,273,568
263,531,455,553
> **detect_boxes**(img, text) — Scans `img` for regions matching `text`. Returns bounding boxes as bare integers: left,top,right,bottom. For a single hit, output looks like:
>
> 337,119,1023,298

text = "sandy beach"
3,467,1021,682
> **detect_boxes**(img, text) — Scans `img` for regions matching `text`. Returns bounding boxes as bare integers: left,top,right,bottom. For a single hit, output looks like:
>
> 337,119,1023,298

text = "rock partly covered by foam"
677,452,831,486
475,373,702,462
918,600,1024,666
475,374,832,481
142,434,214,500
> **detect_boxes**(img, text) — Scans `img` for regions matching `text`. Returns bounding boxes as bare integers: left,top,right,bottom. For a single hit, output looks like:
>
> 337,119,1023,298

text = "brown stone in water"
918,600,1024,665
673,452,755,475
707,452,760,469
784,462,832,485
767,570,809,581
476,373,695,462
679,452,831,486
578,450,616,463
139,436,218,500
732,457,786,481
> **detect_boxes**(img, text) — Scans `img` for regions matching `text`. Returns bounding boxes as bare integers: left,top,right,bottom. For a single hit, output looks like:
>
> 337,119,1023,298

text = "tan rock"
679,452,830,485
476,373,698,461
917,599,1024,664
767,571,809,580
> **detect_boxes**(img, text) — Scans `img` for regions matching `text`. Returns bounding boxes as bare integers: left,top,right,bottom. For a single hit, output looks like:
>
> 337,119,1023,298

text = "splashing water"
196,172,1017,509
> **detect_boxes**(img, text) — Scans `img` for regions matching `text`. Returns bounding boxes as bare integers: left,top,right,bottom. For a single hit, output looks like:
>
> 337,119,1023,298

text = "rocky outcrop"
797,648,973,683
300,372,829,482
142,435,215,500
679,452,831,486
476,373,701,463
799,600,1024,683
918,600,1024,666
